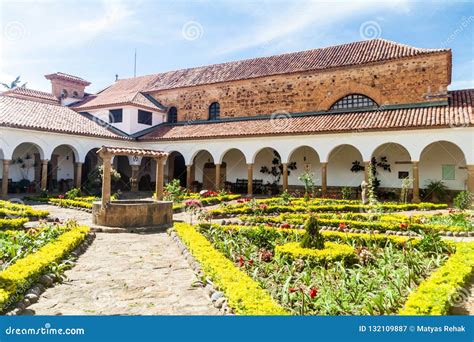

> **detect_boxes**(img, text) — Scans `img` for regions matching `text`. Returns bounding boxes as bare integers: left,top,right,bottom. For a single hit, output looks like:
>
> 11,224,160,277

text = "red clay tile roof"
72,90,165,112
44,72,91,86
73,39,449,111
98,146,168,158
138,89,473,141
2,87,59,105
0,95,129,140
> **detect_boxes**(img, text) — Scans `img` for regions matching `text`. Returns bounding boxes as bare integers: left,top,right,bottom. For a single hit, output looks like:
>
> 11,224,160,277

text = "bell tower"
45,72,91,104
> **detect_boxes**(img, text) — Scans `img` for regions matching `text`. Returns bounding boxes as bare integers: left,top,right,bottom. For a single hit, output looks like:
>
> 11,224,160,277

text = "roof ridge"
117,38,448,84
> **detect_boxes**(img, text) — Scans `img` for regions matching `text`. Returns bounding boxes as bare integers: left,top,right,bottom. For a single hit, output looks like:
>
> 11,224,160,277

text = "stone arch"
288,145,322,187
167,151,187,187
371,142,412,190
419,140,467,191
327,144,364,187
220,148,247,190
318,81,387,110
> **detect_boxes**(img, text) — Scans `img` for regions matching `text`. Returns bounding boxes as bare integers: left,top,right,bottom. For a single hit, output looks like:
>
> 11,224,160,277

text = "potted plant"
424,180,448,203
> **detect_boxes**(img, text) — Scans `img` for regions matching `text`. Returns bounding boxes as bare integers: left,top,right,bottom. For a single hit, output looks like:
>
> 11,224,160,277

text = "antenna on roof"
134,48,137,77
115,74,118,82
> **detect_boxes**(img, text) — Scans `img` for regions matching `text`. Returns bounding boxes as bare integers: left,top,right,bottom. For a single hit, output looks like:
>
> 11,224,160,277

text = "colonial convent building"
0,39,473,201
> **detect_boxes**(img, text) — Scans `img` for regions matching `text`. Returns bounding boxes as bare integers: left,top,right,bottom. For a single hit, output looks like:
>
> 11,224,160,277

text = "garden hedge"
173,223,287,315
0,218,28,231
0,226,90,312
399,241,474,315
211,202,448,216
276,241,356,264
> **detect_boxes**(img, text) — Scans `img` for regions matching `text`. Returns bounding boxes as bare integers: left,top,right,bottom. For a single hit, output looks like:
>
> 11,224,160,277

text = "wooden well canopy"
97,146,169,206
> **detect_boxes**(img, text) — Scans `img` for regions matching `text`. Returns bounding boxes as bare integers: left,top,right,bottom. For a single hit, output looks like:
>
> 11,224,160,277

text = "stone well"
92,199,173,228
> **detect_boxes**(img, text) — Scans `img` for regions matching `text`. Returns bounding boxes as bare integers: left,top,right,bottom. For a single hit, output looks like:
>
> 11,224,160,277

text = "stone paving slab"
22,232,219,315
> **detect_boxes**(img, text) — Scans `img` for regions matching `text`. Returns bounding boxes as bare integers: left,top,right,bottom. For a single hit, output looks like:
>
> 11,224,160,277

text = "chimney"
44,72,91,104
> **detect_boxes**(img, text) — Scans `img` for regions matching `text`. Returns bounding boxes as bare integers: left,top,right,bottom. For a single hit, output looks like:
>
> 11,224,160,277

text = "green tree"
1,75,27,89
301,215,325,250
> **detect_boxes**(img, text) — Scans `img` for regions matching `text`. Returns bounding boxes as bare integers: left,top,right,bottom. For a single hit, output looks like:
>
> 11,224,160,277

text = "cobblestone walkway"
21,205,218,315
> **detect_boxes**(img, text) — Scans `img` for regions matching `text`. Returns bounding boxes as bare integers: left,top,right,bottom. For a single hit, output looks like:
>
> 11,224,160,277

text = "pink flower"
58,194,65,199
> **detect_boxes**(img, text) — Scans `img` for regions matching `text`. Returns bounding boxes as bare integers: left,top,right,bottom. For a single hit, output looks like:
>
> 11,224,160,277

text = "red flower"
238,256,244,267
259,204,268,210
338,222,346,231
58,194,65,199
400,223,408,230
280,223,291,229
289,287,297,293
448,208,455,214
248,259,254,266
309,287,318,299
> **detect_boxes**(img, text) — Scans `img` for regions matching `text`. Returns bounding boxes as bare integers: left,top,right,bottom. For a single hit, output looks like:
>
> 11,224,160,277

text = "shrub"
453,191,472,210
0,226,90,312
65,188,82,200
399,241,474,315
301,216,324,249
0,218,28,230
276,241,355,264
173,223,287,315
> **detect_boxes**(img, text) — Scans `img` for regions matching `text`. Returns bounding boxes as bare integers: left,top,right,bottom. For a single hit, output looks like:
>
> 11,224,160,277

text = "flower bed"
188,222,466,315
211,202,448,217
0,224,90,312
238,211,473,234
173,223,287,315
400,241,474,315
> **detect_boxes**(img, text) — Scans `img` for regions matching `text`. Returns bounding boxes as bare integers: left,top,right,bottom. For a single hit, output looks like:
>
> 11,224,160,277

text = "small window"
330,94,377,111
442,164,455,180
168,107,178,123
61,89,68,98
109,109,123,123
72,91,79,98
138,109,153,125
209,102,220,120
398,171,409,179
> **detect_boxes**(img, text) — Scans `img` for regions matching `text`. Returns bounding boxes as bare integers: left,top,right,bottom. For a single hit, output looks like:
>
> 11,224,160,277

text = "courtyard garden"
0,199,90,313
171,186,474,316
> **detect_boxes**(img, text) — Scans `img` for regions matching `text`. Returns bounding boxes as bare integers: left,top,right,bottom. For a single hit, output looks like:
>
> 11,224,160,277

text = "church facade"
0,39,472,202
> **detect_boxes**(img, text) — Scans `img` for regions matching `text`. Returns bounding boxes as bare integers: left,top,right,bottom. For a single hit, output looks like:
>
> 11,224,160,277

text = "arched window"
209,102,220,120
72,91,79,98
61,89,68,98
167,107,178,123
330,94,378,110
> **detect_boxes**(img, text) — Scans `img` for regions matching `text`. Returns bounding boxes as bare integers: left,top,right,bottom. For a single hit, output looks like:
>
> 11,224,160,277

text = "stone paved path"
22,232,218,315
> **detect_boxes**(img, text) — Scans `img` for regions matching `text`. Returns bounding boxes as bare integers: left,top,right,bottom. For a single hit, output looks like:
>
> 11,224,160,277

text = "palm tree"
1,75,27,89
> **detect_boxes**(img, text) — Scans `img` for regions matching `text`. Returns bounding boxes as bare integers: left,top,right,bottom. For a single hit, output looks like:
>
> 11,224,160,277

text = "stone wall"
150,53,450,121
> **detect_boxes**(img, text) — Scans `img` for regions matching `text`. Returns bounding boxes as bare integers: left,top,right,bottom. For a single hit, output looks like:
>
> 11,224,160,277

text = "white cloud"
213,0,410,55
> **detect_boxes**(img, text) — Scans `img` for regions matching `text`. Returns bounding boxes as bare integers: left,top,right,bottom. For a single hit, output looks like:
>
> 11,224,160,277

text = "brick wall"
149,52,450,122
50,79,86,99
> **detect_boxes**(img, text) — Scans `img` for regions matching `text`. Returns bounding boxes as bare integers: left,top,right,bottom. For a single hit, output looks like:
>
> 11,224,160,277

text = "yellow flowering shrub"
0,226,90,312
399,241,474,315
173,223,287,315
49,198,93,209
0,218,28,230
275,241,356,264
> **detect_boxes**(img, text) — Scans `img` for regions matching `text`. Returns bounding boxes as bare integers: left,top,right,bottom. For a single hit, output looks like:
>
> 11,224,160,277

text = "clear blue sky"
1,0,473,93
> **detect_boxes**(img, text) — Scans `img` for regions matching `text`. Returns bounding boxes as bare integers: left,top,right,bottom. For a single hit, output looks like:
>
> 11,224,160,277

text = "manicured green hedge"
0,200,49,219
0,226,90,312
173,223,287,315
276,241,356,264
211,202,448,216
209,224,418,248
240,214,467,233
48,198,93,209
399,241,474,315
0,218,28,230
